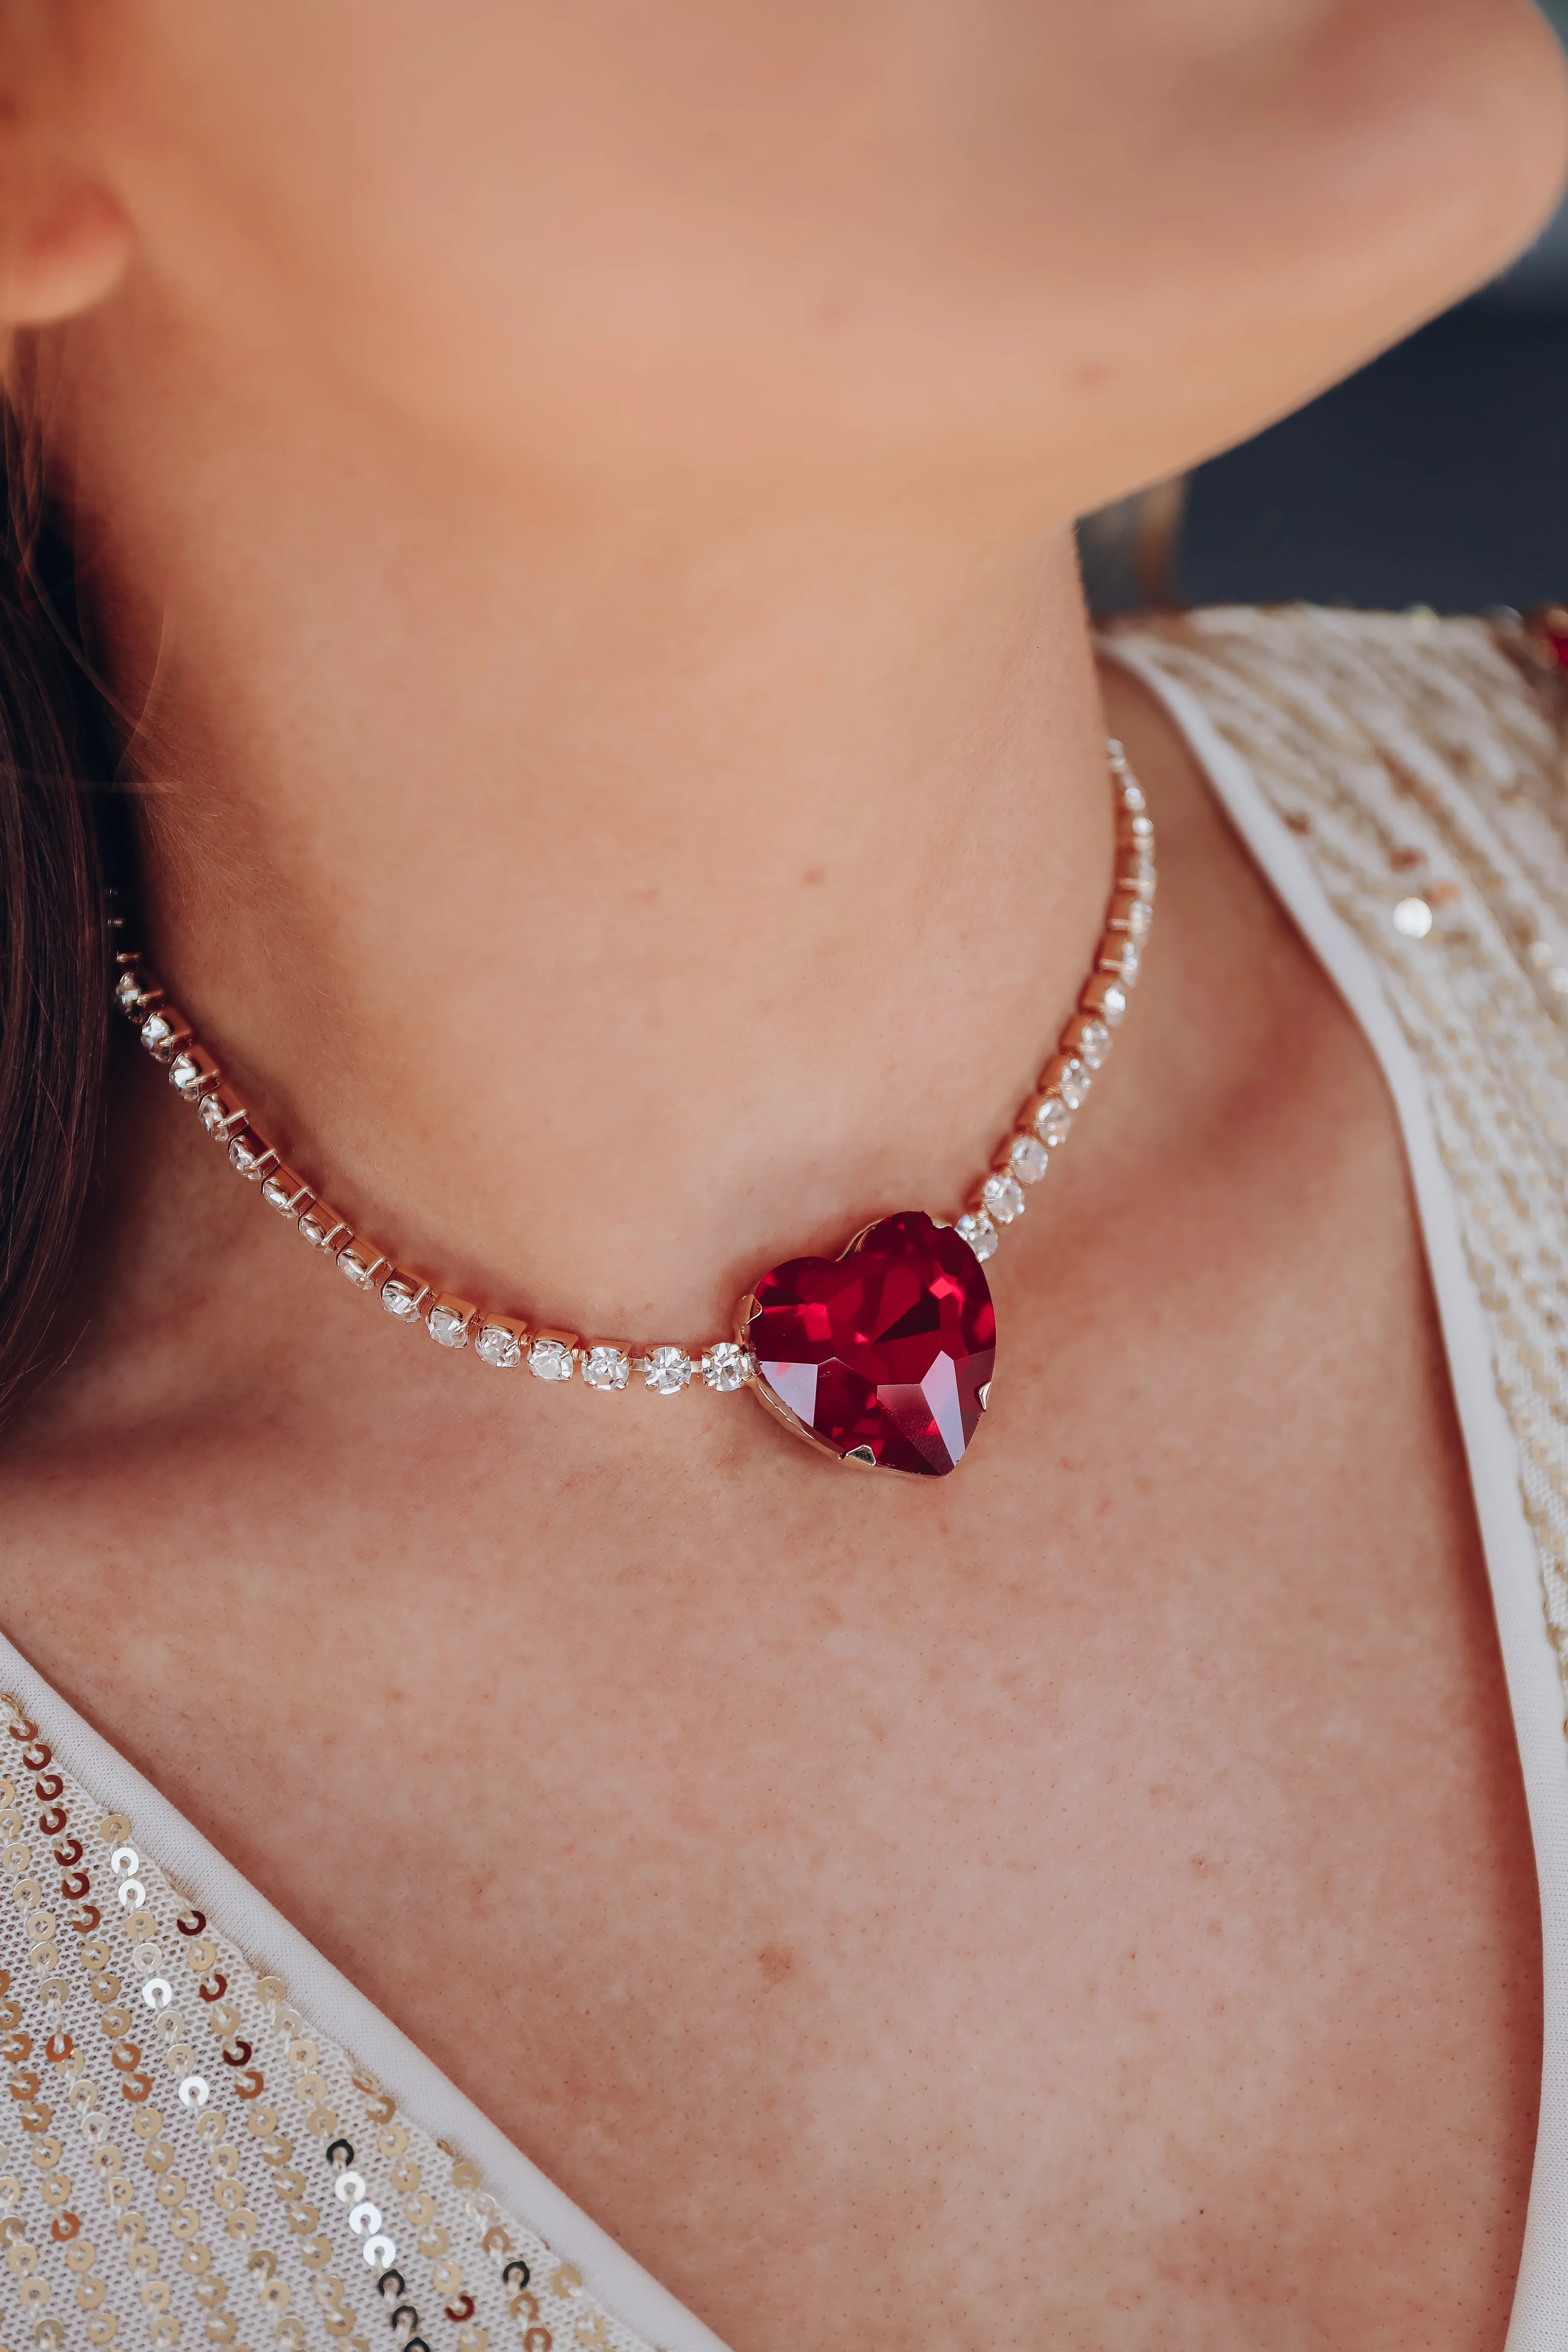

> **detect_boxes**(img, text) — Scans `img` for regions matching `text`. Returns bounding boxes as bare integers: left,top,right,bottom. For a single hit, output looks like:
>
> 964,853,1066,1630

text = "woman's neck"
70,352,1114,1333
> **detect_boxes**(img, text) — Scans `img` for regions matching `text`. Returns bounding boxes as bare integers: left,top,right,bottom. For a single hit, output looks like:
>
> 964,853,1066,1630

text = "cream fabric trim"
1105,626,1568,2352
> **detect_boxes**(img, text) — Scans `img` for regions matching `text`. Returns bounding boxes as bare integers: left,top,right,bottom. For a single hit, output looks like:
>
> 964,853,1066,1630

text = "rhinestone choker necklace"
112,740,1152,1477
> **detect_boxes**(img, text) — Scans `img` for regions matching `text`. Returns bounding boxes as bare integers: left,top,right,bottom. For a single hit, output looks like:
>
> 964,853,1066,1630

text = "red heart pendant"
737,1210,996,1476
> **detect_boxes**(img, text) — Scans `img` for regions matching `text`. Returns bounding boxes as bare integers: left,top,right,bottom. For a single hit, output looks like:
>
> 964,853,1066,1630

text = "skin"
0,1,1565,2345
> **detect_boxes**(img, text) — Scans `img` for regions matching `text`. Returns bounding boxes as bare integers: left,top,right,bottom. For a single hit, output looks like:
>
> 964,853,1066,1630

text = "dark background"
1078,0,1568,618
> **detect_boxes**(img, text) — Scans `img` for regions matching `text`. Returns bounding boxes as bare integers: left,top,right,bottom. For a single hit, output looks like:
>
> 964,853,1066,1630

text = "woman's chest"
2,940,1547,2350
6,1279,1540,2352
447,1454,1536,2352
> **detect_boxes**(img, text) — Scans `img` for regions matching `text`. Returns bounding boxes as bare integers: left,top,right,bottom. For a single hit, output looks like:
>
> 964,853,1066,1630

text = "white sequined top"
2,605,1568,2352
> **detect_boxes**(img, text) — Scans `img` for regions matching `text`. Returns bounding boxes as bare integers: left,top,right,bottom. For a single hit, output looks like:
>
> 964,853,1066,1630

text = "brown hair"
0,403,116,1423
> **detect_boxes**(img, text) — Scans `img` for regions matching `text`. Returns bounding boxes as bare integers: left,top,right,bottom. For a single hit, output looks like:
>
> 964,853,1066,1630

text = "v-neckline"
6,626,1561,2352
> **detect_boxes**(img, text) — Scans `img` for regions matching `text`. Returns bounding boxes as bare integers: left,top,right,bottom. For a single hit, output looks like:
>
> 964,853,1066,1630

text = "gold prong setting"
527,1332,578,1383
475,1314,528,1369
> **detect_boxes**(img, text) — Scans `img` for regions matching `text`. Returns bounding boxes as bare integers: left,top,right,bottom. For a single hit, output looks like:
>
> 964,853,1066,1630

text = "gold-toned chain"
107,740,1152,1402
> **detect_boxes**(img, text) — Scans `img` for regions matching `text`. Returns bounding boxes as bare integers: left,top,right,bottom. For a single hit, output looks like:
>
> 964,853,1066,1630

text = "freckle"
757,1944,795,1985
1190,1855,1208,1871
1070,357,1111,388
802,867,826,888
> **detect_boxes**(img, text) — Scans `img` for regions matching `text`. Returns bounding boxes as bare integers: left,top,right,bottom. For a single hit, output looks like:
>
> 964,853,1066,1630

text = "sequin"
0,1702,662,2352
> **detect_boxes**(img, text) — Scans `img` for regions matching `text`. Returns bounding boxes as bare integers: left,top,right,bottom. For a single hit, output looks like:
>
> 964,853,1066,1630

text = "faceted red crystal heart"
739,1210,996,1476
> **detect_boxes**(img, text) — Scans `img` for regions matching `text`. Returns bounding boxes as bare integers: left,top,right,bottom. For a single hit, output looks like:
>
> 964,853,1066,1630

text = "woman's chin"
1019,0,1568,519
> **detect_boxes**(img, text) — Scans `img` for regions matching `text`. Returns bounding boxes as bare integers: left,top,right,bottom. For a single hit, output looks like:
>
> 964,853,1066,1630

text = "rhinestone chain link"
955,737,1154,1262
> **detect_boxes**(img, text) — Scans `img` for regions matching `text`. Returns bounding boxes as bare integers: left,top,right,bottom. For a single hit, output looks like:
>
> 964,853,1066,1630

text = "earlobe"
0,157,131,326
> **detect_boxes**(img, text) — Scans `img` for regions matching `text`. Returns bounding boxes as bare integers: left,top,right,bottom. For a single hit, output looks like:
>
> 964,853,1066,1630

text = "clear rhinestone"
115,971,144,1011
198,1093,230,1135
167,1052,207,1094
982,1171,1025,1224
476,1323,523,1369
1056,1057,1090,1110
1077,1018,1111,1069
138,1012,174,1055
1127,812,1154,842
381,1277,424,1320
528,1337,575,1382
1119,939,1142,985
1009,1133,1049,1184
1127,897,1153,940
1120,780,1146,813
644,1346,692,1395
1034,1095,1072,1147
1099,982,1128,1027
1392,896,1433,939
956,1211,997,1262
338,1250,377,1290
582,1344,630,1390
428,1304,471,1349
701,1341,753,1392
298,1205,346,1249
227,1133,269,1179
262,1173,302,1215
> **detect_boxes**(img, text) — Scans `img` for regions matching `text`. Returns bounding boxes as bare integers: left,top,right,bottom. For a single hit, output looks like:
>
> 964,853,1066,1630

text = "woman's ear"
0,0,131,329
0,157,131,324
